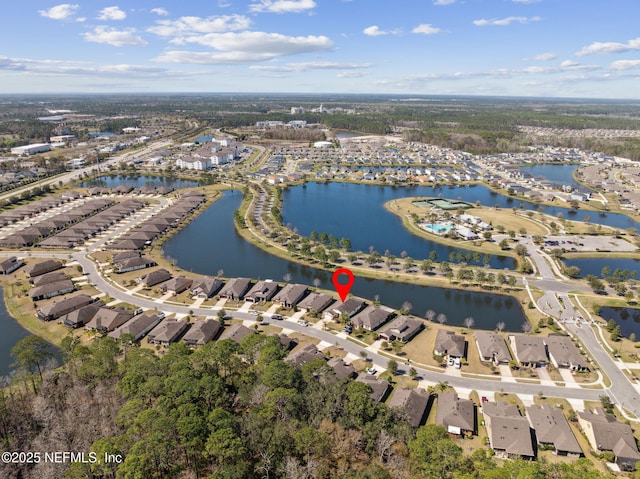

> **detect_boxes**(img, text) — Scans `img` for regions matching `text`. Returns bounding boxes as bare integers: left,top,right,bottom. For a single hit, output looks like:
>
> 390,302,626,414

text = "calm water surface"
519,164,581,189
563,257,640,278
598,306,640,338
80,174,201,190
163,191,528,331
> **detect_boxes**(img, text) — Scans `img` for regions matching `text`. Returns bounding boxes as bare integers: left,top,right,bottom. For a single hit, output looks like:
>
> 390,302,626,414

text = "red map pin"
332,268,355,302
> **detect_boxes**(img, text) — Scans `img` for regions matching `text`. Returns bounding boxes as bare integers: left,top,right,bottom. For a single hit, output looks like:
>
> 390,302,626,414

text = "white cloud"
249,0,316,14
473,16,541,26
98,6,127,21
84,26,148,46
532,52,556,61
412,24,442,35
560,59,579,68
610,60,640,70
154,31,332,64
251,61,373,72
151,8,169,16
434,0,455,4
337,71,365,78
148,15,250,37
38,4,79,20
0,56,170,78
363,25,401,36
576,37,640,56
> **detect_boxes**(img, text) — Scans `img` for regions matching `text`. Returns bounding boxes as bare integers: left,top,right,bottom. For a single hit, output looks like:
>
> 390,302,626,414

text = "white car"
366,367,377,375
249,311,259,316
454,358,461,369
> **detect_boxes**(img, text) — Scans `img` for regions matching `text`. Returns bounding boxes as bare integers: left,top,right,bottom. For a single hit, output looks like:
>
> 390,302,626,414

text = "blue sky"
1,0,639,98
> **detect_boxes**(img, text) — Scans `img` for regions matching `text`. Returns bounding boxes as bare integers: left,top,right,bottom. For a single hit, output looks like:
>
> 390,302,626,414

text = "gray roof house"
136,268,172,287
436,392,475,436
272,283,308,308
244,280,279,303
388,388,431,428
526,404,582,457
509,335,547,368
578,408,640,471
182,319,221,347
434,330,466,358
327,357,356,379
190,277,223,298
285,344,326,367
31,271,68,287
322,297,367,321
37,294,94,321
378,315,424,342
108,313,163,341
147,320,191,346
297,292,334,314
161,275,193,294
351,305,393,331
218,278,252,300
0,256,24,275
85,308,134,332
544,335,588,371
482,401,535,459
475,332,512,365
218,323,255,343
62,301,104,328
355,373,391,404
114,256,157,273
29,279,75,301
25,259,63,278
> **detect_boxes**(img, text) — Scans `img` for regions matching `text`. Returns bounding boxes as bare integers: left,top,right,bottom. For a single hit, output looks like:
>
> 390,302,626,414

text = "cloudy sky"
1,0,639,98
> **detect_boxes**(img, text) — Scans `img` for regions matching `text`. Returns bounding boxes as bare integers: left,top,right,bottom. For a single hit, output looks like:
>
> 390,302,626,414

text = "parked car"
366,367,377,375
271,314,283,320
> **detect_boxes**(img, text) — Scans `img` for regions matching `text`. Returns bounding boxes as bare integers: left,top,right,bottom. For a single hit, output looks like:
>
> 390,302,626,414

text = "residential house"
0,256,24,275
378,315,424,342
272,283,308,308
351,305,393,331
24,259,63,278
85,308,134,332
147,320,191,346
327,357,356,379
218,278,252,300
388,388,431,428
297,292,334,314
509,335,547,368
355,373,391,404
526,404,582,457
37,294,94,321
475,332,512,365
434,330,466,358
162,276,193,295
190,277,224,298
30,271,68,286
544,335,588,371
218,323,255,343
244,280,279,303
62,301,104,328
436,392,475,437
136,268,172,287
482,401,535,459
578,408,640,471
286,344,326,367
182,319,221,347
29,279,75,301
108,313,163,341
322,297,367,321
113,256,157,273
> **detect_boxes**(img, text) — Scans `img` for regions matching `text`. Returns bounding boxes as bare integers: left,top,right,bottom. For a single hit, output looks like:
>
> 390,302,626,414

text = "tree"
630,333,636,343
499,238,509,250
409,424,462,479
387,359,398,376
437,313,447,325
420,259,433,274
610,325,622,342
515,244,528,257
521,321,532,334
565,266,581,278
400,301,412,314
409,367,418,379
496,321,505,332
425,309,436,322
463,316,475,329
11,335,54,383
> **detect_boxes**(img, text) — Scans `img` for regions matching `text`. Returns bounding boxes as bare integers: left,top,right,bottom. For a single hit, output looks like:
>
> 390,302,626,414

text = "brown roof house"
108,313,163,341
182,319,221,347
297,292,334,314
434,330,466,358
526,404,582,457
136,268,172,287
62,301,104,328
218,278,252,300
475,332,512,365
327,357,356,379
147,319,191,346
29,279,75,301
285,344,326,367
272,283,308,308
25,259,63,278
218,323,255,343
509,335,547,368
436,392,475,437
544,335,588,371
322,297,367,321
85,308,134,332
114,256,157,273
37,294,94,321
161,276,193,295
355,373,391,404
0,256,24,275
482,401,535,459
31,271,68,286
378,315,423,342
190,277,224,298
244,280,279,303
388,388,431,428
351,305,393,331
578,408,640,471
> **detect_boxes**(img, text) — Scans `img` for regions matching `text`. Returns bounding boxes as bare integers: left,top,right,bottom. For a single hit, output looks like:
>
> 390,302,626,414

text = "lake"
598,306,640,338
163,191,528,331
563,257,640,278
80,174,201,190
519,164,582,189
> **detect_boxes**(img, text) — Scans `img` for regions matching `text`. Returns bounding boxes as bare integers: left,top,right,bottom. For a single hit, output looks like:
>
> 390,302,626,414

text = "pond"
519,164,582,189
163,191,528,331
79,174,202,190
563,257,640,278
598,306,640,338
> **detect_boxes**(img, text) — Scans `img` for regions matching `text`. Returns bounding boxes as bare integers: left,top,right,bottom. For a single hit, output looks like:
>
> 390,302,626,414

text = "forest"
0,333,622,479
